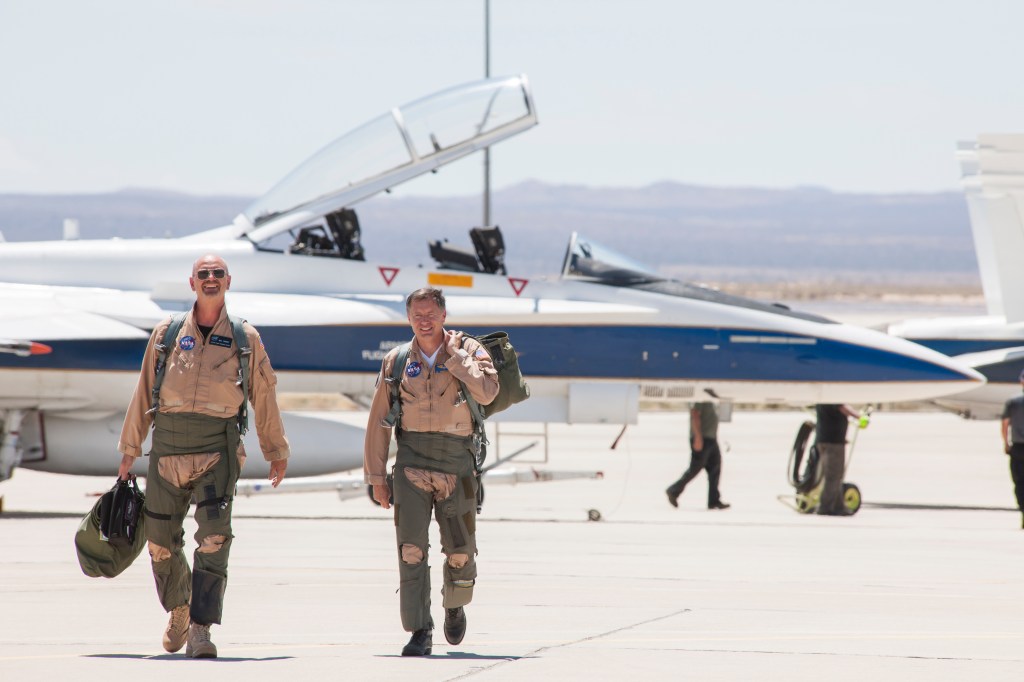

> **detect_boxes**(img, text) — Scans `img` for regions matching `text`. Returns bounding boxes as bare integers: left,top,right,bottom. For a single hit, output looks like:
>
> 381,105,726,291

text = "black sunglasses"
196,268,226,280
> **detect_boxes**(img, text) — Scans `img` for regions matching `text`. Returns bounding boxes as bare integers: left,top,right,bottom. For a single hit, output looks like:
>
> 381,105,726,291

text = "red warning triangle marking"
379,267,399,286
509,278,528,296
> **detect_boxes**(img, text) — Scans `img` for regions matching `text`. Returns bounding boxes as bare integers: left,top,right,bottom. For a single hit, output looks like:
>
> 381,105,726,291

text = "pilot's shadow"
84,653,293,662
376,652,531,661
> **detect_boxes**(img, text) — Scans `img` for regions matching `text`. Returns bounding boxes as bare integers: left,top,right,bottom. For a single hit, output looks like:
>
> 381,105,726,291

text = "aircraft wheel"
842,483,861,515
587,508,602,522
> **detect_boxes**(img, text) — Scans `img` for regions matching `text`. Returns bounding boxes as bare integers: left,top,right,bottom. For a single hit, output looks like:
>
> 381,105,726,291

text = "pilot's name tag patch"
179,336,196,351
436,364,448,372
209,335,233,348
406,361,422,378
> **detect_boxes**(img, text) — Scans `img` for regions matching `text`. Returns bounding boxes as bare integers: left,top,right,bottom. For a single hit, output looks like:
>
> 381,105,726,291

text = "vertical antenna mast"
483,0,491,226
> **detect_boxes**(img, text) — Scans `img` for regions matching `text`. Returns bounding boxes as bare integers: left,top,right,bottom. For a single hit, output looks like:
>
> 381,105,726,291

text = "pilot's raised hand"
445,330,464,356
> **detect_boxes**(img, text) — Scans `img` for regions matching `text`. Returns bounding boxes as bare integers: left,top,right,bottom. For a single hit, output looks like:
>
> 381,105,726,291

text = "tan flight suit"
364,334,499,633
118,306,289,625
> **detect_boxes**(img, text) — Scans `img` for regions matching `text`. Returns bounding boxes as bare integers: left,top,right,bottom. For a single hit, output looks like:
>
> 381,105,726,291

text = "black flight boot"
402,628,433,656
444,607,467,645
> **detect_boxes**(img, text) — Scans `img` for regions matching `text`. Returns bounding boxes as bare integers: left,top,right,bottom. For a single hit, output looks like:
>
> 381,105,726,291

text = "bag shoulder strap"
456,336,489,473
458,337,487,431
381,342,412,432
228,315,252,435
150,312,188,415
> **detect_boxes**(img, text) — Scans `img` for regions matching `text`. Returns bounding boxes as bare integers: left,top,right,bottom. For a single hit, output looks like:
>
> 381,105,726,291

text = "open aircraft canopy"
235,75,537,244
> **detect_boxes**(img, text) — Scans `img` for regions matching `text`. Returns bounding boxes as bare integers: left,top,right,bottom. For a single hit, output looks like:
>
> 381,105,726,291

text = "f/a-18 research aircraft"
886,134,1024,419
0,75,983,492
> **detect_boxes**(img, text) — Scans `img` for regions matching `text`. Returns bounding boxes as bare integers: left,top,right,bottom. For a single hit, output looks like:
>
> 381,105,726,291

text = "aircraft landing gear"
0,409,27,484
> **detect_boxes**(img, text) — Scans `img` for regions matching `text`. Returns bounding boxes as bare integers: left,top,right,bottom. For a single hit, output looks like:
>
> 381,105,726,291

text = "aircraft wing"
0,283,165,338
0,284,158,411
215,75,538,244
236,473,368,501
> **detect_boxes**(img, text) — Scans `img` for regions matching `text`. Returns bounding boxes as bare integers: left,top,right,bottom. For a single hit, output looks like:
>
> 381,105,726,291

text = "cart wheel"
842,483,861,515
794,493,816,514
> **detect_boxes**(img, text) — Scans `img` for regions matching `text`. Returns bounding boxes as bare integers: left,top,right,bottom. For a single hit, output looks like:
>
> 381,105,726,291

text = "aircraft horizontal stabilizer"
234,465,604,504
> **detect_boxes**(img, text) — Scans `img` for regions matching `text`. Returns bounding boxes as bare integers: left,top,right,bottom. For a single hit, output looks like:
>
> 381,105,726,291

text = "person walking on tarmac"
1000,370,1024,528
364,287,499,657
814,404,860,516
117,254,290,658
666,402,730,510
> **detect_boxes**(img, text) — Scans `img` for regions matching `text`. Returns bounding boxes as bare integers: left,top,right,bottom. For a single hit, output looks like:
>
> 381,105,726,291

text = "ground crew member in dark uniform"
1000,370,1024,528
364,287,498,657
814,403,859,516
117,254,289,658
666,402,730,510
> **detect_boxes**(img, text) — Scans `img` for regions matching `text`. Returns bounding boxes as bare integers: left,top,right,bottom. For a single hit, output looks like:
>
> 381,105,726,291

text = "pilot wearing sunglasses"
116,254,289,659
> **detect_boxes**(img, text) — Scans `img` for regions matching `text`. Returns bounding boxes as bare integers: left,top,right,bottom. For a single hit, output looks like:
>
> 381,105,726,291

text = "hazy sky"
2,0,1023,198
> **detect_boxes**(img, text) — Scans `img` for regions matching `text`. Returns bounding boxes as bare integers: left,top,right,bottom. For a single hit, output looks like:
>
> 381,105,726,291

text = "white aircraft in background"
0,75,983,492
886,134,1024,419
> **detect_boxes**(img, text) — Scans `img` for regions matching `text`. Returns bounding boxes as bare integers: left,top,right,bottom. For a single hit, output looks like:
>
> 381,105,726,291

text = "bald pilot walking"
117,254,289,658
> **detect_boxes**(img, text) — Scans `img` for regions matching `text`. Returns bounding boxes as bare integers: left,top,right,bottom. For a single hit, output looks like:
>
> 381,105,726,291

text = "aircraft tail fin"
959,135,1024,324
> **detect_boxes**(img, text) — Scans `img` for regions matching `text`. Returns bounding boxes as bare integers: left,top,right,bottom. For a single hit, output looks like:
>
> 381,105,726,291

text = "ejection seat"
428,226,507,274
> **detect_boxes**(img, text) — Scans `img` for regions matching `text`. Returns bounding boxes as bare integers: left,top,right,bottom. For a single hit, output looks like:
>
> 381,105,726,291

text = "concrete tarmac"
1,410,1022,681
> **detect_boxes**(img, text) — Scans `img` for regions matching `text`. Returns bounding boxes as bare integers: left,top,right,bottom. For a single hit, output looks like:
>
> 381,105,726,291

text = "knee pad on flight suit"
401,544,424,564
191,567,226,625
440,475,478,608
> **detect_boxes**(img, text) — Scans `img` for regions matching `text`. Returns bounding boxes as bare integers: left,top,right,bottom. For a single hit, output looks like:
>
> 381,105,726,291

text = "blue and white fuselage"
0,231,982,418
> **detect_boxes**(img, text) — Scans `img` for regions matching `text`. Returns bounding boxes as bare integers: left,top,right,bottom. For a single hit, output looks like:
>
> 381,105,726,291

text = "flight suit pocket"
210,354,237,383
159,349,190,405
207,356,243,410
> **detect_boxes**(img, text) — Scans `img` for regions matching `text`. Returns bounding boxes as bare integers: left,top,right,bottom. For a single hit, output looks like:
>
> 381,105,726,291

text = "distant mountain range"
0,181,978,289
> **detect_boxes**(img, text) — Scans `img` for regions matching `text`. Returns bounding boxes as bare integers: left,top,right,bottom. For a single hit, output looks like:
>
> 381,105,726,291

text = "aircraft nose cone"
886,336,987,398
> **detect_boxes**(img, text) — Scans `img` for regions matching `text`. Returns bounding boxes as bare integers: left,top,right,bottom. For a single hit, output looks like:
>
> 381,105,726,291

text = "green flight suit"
144,412,241,625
